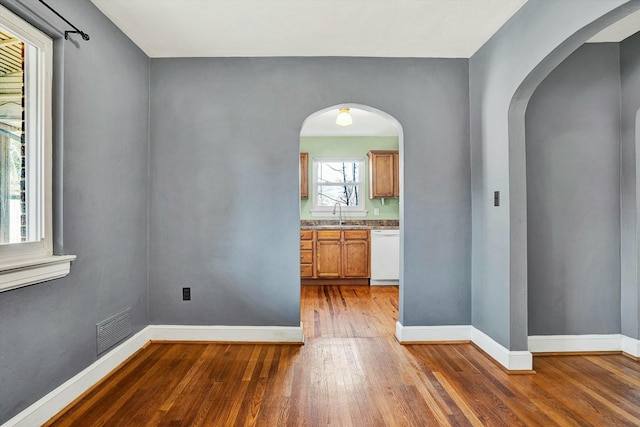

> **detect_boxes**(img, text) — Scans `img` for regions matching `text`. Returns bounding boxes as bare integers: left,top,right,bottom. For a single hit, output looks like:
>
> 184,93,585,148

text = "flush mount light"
336,108,353,126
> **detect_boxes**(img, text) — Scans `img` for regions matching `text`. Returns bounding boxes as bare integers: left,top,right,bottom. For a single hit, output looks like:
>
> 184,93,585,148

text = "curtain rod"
38,0,89,41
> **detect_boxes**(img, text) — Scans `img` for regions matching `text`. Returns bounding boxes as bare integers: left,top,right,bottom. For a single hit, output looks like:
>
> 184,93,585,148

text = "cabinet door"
316,239,342,278
343,239,370,278
369,151,396,198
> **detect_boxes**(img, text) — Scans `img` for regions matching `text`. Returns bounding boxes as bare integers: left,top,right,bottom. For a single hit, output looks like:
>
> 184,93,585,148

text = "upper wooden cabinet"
300,152,309,199
368,150,399,199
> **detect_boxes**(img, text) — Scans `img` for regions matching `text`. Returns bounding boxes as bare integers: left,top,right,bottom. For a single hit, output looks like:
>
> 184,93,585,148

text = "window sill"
0,255,76,292
310,210,368,218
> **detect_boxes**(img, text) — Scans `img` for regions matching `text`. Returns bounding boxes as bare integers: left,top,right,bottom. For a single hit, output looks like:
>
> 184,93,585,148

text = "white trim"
0,255,76,292
528,334,624,353
2,324,305,426
370,279,399,286
471,327,533,371
395,322,471,342
2,327,151,427
394,323,533,371
622,335,640,357
310,209,368,218
148,324,305,343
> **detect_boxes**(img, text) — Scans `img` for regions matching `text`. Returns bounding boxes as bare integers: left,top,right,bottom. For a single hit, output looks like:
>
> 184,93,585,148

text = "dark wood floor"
47,285,640,426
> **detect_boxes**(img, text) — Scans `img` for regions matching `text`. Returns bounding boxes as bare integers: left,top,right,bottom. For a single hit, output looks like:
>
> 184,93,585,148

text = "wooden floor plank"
47,285,640,426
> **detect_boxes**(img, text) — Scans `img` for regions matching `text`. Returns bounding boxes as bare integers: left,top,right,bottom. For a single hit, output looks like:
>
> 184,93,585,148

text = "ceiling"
301,107,399,137
86,0,640,136
587,9,640,43
90,0,527,58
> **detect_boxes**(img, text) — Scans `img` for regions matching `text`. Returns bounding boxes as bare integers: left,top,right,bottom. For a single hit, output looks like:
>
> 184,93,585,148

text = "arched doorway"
299,103,404,338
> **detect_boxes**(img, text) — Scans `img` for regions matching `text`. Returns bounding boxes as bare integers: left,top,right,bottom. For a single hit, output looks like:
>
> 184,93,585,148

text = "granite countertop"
300,220,399,230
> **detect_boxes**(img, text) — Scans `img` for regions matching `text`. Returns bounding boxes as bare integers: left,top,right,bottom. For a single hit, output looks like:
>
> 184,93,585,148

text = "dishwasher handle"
371,229,399,236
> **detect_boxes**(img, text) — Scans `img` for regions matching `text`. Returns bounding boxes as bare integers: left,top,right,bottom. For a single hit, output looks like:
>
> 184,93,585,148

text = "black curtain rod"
38,0,89,40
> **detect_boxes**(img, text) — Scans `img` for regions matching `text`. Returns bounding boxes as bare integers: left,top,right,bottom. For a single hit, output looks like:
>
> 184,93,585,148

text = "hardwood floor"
300,285,398,338
47,285,640,426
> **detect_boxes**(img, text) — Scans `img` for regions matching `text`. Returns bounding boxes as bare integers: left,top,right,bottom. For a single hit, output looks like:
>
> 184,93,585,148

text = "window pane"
0,28,27,245
318,161,360,184
317,184,360,207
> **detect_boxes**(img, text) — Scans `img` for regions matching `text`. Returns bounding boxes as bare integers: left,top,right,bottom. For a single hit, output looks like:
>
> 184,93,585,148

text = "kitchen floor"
300,285,398,339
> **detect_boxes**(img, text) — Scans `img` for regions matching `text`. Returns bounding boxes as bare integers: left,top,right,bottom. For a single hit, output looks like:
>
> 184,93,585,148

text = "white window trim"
310,156,367,218
0,5,74,292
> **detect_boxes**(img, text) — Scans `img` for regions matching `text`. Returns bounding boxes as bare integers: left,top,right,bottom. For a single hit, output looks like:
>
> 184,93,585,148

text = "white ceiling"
90,0,527,58
301,107,399,137
588,9,640,43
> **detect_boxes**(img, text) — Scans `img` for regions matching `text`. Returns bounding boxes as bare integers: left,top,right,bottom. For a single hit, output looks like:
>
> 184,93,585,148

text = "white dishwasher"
370,229,400,285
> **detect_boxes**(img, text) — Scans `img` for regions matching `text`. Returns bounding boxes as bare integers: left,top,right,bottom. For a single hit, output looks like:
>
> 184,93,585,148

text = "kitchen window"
311,157,367,217
0,5,74,292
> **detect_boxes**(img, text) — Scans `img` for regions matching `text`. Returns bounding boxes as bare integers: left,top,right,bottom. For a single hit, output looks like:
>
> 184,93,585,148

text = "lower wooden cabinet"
301,229,370,281
342,231,370,278
300,230,314,278
316,239,342,278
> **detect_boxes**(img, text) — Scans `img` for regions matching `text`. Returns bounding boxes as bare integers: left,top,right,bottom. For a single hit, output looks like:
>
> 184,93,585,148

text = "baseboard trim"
3,327,152,427
471,327,533,371
395,322,471,342
622,335,640,358
528,334,640,357
148,324,305,343
3,324,305,427
394,322,533,371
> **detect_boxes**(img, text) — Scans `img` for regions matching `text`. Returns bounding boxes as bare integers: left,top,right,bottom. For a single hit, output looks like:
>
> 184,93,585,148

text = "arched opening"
502,3,640,355
298,103,404,338
525,42,622,345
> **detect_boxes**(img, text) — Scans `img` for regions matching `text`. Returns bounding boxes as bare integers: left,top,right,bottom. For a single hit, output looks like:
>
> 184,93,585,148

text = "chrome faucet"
332,203,344,225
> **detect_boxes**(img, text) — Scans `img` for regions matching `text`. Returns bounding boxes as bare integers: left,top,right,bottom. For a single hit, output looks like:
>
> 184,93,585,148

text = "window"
0,5,74,292
311,157,367,217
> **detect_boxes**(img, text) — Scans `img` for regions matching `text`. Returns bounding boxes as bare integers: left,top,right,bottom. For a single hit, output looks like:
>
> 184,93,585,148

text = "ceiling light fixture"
336,108,353,126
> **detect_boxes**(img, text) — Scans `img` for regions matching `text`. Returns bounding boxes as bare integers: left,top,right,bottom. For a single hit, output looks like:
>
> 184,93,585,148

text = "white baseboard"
148,324,305,343
395,322,471,342
395,322,533,371
471,327,533,371
528,334,640,355
3,327,152,427
2,324,305,427
622,335,640,357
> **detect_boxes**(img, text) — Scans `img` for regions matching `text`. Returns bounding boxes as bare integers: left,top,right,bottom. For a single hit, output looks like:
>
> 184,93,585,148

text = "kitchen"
299,105,400,287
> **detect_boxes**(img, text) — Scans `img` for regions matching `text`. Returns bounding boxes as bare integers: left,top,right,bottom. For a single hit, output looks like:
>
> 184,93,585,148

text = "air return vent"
96,308,132,355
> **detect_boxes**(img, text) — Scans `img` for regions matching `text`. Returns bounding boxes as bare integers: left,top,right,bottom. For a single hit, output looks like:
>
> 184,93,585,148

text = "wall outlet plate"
374,207,380,216
182,287,191,301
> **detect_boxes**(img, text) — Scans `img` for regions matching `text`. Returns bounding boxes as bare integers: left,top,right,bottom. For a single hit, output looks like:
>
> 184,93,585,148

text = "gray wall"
0,0,150,423
148,57,471,327
620,31,640,340
526,44,621,336
469,0,632,350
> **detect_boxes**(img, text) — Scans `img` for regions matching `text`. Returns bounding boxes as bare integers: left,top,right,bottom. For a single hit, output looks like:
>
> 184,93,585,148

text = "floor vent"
97,308,132,355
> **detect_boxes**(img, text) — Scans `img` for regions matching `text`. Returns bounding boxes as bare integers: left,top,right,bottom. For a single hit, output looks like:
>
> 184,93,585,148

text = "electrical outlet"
494,191,500,207
374,208,380,216
182,287,191,301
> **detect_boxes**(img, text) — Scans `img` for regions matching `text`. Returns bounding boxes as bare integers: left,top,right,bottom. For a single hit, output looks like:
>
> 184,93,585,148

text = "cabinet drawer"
300,230,314,240
300,240,313,250
300,250,313,264
300,264,313,277
317,230,341,240
344,230,369,240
